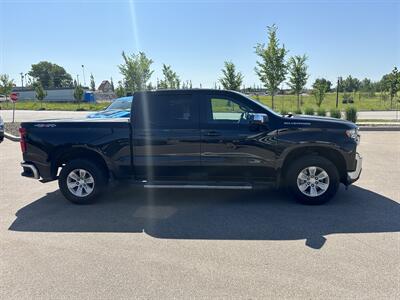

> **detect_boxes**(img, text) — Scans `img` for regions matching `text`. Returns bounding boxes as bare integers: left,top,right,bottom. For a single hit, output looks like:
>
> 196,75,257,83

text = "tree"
0,74,14,104
312,78,330,107
383,67,400,108
313,78,332,92
28,61,73,88
118,51,153,93
90,74,96,91
74,84,84,108
158,64,181,89
34,81,47,109
255,24,288,109
359,78,374,96
219,61,244,91
287,55,309,110
341,75,360,93
115,81,126,97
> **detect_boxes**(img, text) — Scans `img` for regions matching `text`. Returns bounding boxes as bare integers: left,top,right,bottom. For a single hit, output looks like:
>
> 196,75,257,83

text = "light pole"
20,72,24,90
336,76,342,108
81,65,86,87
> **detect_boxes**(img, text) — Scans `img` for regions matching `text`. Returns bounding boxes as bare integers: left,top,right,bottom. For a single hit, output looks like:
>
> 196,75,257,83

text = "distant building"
12,87,88,102
98,80,112,92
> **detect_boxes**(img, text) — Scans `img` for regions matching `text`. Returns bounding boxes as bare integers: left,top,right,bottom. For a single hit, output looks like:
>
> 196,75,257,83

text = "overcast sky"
1,0,399,88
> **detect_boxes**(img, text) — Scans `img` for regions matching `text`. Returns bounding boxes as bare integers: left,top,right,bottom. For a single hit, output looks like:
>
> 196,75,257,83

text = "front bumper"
346,152,362,184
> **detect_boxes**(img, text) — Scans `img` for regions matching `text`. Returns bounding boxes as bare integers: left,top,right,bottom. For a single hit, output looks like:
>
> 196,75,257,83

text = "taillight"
19,127,27,153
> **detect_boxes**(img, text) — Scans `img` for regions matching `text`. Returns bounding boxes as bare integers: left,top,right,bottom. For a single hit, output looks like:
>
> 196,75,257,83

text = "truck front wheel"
286,156,339,205
58,159,107,204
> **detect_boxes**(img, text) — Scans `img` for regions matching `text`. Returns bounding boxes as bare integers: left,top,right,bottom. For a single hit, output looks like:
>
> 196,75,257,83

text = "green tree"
0,74,14,105
341,75,360,92
90,74,96,91
34,81,47,109
118,51,153,93
219,61,244,91
287,55,309,110
383,67,400,109
359,78,374,96
312,78,330,107
255,24,288,109
115,81,126,97
28,61,73,88
74,84,84,108
158,64,180,89
314,78,332,92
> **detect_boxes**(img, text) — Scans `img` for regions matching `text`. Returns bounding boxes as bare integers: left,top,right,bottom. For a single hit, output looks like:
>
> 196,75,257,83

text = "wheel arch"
51,147,110,179
279,146,347,186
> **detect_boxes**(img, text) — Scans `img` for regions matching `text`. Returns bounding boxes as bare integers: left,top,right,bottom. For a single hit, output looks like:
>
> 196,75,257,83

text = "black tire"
285,155,339,205
58,159,108,204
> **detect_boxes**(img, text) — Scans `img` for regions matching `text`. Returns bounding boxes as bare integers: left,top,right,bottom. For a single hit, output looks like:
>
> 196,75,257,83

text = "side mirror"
250,113,268,125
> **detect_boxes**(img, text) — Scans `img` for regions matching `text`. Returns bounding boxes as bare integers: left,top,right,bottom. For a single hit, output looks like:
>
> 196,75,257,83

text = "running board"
143,184,252,190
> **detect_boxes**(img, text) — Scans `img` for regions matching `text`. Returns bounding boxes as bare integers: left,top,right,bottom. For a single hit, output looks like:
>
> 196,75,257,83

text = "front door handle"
205,131,221,137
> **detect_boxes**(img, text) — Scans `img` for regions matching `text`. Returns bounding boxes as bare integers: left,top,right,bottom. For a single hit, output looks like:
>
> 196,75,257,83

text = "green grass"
0,101,108,111
251,92,399,112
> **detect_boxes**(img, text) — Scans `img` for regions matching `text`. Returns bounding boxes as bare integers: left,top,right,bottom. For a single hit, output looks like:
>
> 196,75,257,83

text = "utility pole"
20,72,24,90
77,74,80,85
81,65,86,87
24,73,29,87
336,77,341,108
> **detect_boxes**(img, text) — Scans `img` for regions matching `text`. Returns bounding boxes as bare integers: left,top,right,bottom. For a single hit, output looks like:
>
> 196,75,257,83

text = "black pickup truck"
20,89,362,205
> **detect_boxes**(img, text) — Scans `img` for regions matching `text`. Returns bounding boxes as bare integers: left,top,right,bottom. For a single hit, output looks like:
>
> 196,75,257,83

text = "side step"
143,184,253,190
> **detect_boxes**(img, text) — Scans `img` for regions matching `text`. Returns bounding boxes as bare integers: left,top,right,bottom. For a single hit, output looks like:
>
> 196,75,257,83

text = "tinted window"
206,97,254,124
136,94,198,129
107,99,132,110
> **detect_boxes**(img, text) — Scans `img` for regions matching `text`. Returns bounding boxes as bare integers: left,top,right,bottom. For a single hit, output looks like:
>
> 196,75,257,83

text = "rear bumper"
21,162,40,179
346,152,362,184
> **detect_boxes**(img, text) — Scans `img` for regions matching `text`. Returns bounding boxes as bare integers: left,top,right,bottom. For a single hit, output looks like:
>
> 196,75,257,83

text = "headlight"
346,128,360,144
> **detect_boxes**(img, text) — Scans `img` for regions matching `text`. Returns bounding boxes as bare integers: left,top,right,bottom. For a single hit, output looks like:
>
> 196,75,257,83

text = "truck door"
133,92,201,180
199,93,277,181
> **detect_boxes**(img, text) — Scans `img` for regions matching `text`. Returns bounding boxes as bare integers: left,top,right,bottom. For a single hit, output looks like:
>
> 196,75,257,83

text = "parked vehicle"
87,96,132,119
0,115,4,143
20,89,362,205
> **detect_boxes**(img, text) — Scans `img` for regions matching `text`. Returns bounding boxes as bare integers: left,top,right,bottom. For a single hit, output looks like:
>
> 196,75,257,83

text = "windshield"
106,98,132,110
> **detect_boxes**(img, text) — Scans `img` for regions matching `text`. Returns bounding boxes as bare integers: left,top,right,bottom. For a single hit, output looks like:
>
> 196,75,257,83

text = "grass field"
0,101,108,111
0,92,398,113
252,92,399,112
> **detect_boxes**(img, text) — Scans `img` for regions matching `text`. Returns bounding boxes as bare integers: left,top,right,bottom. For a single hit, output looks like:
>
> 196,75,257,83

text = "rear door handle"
204,131,221,137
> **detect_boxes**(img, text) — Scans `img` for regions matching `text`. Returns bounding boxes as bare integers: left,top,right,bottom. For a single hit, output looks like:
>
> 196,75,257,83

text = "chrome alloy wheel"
66,169,95,197
296,166,330,197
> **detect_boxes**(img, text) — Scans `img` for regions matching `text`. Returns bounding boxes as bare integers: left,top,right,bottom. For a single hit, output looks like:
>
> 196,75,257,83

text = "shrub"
317,108,326,116
345,106,358,123
330,108,341,119
294,108,302,115
304,107,314,115
342,93,354,104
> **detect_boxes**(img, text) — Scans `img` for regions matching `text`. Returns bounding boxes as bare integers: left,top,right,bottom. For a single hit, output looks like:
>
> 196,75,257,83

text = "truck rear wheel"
285,155,339,205
58,159,107,204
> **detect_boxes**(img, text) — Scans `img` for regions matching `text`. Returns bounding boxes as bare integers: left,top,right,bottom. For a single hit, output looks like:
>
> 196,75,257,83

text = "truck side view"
20,89,362,205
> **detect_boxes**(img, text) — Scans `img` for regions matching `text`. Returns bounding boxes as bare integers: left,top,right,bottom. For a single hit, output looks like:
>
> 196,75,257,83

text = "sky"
0,0,399,89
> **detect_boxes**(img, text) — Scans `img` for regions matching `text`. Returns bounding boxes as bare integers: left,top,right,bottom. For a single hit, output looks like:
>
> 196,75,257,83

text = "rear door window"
136,94,198,129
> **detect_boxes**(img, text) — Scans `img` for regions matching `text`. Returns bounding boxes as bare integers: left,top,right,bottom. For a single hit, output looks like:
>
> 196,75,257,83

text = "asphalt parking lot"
0,132,399,299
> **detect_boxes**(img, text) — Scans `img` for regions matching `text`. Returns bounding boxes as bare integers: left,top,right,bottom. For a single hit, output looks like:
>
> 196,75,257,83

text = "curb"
4,132,20,142
358,126,400,131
